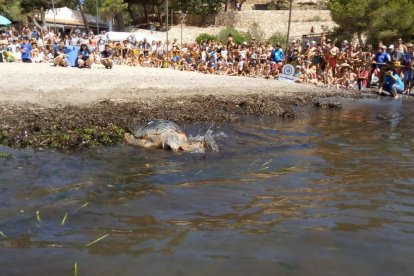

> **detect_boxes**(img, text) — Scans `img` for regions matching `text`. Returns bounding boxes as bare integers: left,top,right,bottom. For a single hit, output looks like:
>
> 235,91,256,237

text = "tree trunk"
114,13,124,31
144,4,149,24
156,4,162,26
357,31,364,46
127,5,136,24
77,0,90,33
41,7,46,29
32,17,45,31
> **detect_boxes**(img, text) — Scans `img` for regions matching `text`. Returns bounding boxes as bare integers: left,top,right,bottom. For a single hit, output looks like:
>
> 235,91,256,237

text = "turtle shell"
134,119,185,139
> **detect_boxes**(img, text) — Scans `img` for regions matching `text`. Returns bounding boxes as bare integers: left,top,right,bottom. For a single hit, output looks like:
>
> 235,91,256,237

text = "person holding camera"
378,67,404,98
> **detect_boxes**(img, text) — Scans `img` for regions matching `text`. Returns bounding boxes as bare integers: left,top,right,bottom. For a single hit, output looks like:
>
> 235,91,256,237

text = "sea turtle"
124,119,205,152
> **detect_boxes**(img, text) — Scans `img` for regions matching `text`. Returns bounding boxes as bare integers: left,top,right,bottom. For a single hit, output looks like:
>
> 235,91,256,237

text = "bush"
195,33,218,44
217,26,250,45
248,22,265,43
267,32,287,48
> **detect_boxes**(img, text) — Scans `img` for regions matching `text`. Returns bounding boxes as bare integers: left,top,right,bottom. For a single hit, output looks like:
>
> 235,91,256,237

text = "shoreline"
0,63,363,150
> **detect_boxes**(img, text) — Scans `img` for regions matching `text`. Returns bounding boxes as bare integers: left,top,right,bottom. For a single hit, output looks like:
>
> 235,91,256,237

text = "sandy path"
0,63,319,107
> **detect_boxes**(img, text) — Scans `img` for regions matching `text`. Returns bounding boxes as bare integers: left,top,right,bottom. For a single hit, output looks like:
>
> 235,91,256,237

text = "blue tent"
0,15,12,26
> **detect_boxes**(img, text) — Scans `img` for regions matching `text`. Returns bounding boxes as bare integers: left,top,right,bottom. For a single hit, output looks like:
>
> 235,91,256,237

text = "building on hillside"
244,0,327,10
42,7,108,33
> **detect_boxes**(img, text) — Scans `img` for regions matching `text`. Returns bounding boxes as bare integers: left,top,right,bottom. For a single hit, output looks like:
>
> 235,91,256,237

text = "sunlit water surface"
1,98,414,275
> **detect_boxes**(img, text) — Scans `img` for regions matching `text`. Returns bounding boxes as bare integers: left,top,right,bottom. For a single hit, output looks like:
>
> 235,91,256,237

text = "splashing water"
189,129,227,152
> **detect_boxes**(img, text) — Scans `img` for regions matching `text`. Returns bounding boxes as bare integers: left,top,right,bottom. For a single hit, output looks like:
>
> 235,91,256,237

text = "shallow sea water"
0,97,414,275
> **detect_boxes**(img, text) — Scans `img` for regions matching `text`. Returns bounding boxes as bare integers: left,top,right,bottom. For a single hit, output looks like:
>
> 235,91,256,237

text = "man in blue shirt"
378,67,404,98
367,45,390,88
271,44,285,63
20,37,32,63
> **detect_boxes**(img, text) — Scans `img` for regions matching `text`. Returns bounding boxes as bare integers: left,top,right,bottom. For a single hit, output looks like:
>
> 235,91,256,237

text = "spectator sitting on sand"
77,43,93,68
101,44,114,69
53,41,68,67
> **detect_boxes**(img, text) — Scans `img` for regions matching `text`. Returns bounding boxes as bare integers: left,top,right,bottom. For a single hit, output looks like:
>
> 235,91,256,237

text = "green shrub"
0,152,11,159
217,26,250,45
195,33,218,44
248,22,265,43
267,32,288,48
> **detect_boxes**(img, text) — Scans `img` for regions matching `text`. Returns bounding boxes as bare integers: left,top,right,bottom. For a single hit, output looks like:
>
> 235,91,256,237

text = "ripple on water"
1,100,414,275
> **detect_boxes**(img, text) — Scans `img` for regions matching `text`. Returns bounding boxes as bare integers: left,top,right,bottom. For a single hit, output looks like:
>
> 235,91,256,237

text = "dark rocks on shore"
313,101,343,110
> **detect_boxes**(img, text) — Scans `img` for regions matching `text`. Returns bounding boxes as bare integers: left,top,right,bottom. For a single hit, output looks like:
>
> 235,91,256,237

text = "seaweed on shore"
0,93,353,150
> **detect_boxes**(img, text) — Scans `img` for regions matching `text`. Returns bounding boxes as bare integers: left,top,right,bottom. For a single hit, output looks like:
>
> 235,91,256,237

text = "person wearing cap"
378,67,404,98
77,43,93,68
80,33,89,46
367,45,390,88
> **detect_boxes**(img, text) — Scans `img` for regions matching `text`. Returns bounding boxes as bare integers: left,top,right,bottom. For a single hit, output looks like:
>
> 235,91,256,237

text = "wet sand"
0,63,359,149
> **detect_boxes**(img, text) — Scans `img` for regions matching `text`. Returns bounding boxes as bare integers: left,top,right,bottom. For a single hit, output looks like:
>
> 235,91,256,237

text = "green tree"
0,0,24,22
327,0,371,44
217,25,250,44
369,0,414,43
187,0,223,15
268,0,289,10
327,0,414,44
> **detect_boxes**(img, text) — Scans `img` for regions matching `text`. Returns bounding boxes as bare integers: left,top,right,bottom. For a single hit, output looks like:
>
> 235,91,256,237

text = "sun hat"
389,45,394,49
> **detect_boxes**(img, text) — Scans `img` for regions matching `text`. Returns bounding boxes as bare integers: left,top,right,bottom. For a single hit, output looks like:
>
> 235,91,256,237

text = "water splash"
189,127,227,153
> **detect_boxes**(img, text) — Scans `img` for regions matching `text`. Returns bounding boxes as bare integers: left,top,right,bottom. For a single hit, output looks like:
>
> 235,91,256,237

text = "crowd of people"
0,25,413,97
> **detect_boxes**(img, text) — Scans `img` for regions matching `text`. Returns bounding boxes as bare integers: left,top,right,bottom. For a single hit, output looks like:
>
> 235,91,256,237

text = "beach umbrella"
0,15,12,26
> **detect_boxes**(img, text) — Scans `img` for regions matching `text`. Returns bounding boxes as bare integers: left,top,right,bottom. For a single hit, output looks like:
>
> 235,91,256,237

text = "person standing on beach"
20,37,32,63
402,43,413,94
367,45,390,88
101,44,113,69
98,31,109,52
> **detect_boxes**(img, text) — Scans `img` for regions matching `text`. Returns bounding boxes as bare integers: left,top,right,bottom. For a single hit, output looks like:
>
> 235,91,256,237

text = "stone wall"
215,10,335,38
243,0,328,10
133,8,336,44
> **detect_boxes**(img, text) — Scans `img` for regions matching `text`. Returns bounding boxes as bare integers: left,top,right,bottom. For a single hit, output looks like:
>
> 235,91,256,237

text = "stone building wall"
215,10,335,38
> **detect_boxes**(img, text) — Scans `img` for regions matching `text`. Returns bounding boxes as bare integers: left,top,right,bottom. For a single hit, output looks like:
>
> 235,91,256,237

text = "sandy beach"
0,63,324,107
0,63,354,149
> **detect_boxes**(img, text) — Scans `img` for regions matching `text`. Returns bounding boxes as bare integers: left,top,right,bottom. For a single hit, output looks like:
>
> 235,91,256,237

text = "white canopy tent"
44,7,107,29
107,31,157,42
